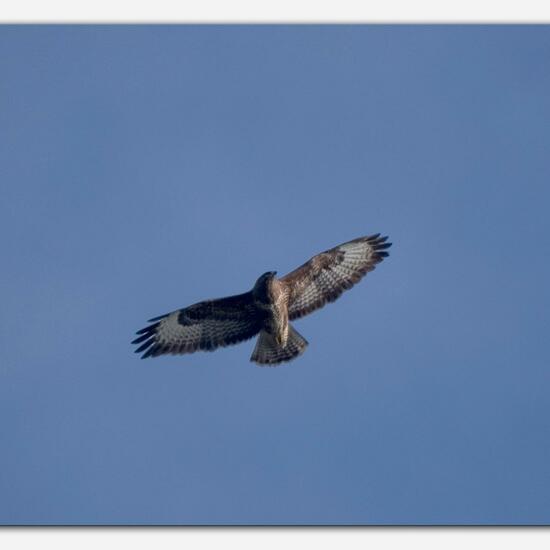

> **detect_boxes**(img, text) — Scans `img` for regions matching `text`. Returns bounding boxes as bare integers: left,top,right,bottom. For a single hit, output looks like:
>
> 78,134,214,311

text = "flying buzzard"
132,234,391,366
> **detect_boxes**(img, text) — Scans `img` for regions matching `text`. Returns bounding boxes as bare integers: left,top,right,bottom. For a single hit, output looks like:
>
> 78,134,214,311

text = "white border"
1,528,550,550
0,0,550,22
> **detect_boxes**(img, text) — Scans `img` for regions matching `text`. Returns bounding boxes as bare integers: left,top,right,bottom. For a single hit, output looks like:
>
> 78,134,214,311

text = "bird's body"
253,272,289,346
132,234,391,366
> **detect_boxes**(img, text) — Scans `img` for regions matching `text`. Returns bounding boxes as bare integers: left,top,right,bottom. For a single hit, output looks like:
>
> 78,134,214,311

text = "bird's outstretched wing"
280,234,392,320
132,292,263,359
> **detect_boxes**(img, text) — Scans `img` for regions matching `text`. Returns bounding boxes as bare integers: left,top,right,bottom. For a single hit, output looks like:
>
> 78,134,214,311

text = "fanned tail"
251,325,308,366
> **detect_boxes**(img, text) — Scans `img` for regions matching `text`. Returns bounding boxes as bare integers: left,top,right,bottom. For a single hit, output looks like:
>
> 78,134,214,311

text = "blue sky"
1,25,549,525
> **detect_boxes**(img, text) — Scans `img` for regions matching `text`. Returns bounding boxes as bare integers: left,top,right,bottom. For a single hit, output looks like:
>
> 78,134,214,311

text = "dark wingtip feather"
147,313,169,323
133,317,161,357
135,322,159,335
141,346,156,359
132,332,152,345
371,234,392,247
135,338,155,354
142,343,164,359
366,233,392,262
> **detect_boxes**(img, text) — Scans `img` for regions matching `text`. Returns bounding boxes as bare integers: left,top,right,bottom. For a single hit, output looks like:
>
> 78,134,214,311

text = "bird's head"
261,270,277,280
252,271,277,302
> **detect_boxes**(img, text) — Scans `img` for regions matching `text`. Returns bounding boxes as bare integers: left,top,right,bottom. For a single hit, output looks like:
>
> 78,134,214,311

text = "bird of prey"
132,234,391,366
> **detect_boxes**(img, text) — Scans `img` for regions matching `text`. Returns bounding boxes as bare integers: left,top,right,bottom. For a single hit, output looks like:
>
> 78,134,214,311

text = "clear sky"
1,25,549,525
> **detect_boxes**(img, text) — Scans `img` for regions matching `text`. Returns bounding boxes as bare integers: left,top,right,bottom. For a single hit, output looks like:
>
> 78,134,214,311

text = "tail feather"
251,325,308,366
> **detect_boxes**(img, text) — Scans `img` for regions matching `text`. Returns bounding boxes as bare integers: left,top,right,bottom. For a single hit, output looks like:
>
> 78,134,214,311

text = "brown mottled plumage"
132,234,391,366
